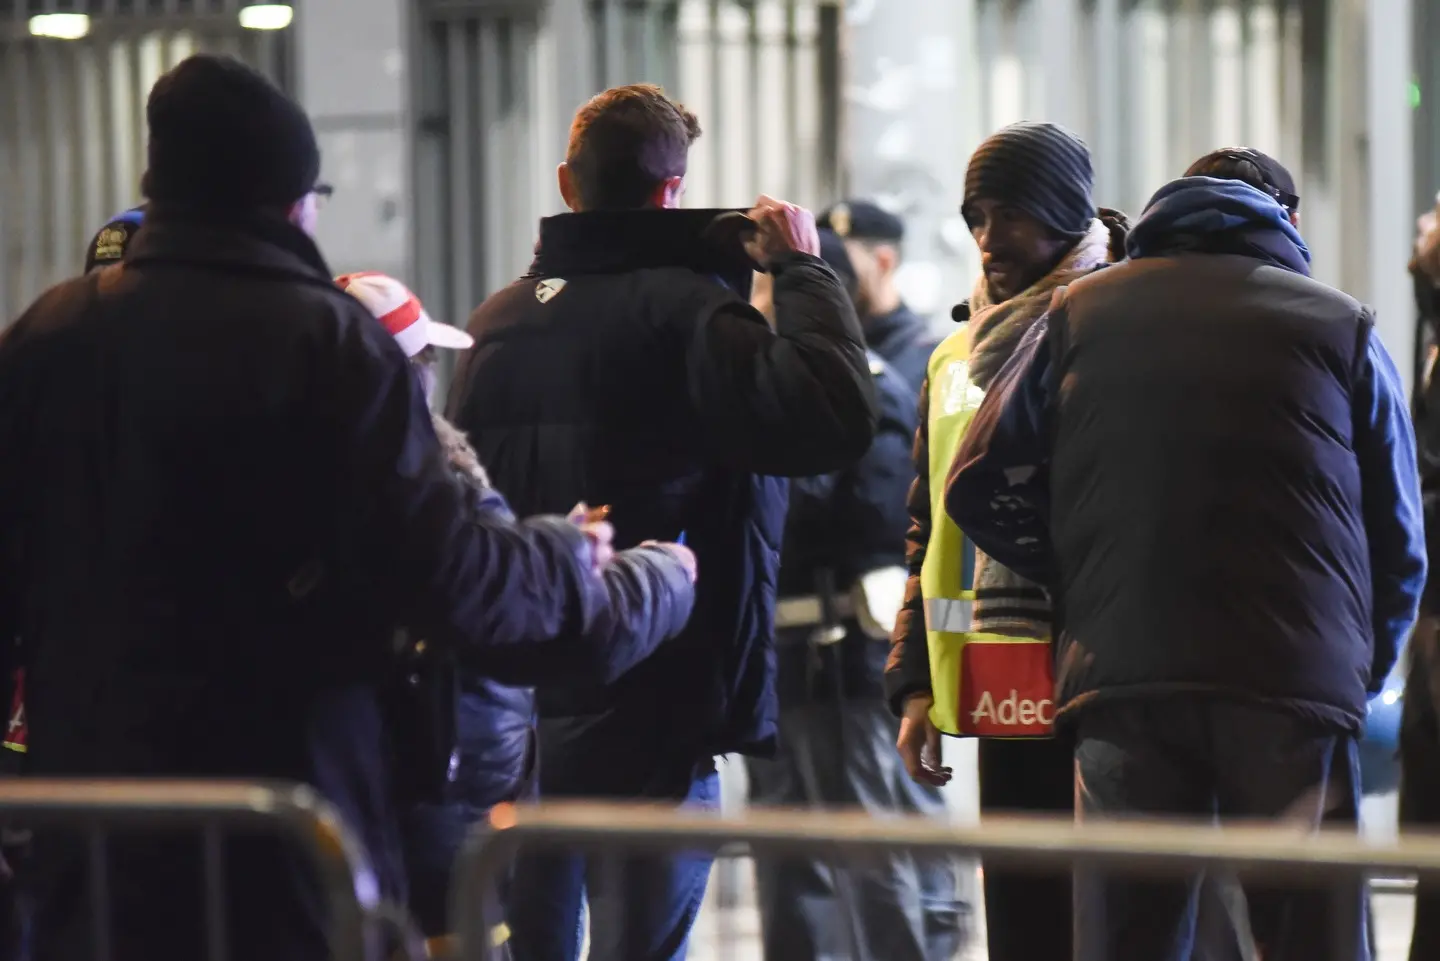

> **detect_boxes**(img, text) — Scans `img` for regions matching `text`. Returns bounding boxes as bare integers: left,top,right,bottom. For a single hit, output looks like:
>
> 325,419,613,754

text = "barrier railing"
450,802,1440,961
0,779,417,961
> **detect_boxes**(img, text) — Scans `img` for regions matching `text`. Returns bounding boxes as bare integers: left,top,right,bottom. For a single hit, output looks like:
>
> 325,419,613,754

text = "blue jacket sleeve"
943,312,1056,588
1353,320,1427,692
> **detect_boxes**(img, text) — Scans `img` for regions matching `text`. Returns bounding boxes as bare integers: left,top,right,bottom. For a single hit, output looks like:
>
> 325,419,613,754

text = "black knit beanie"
963,122,1096,238
142,55,320,212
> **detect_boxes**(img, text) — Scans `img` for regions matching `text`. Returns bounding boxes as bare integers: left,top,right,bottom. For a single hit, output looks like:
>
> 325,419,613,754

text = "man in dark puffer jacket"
450,84,876,961
948,148,1426,961
0,57,698,961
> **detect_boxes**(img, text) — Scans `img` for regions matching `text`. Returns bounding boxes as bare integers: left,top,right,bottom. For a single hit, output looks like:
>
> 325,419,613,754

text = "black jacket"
948,253,1426,733
866,303,939,396
0,211,694,961
449,209,876,786
775,353,918,702
1414,267,1440,614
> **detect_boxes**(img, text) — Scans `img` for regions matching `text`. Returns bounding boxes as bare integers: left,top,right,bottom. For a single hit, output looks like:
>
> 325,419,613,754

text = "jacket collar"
124,206,336,288
866,303,926,353
528,209,758,297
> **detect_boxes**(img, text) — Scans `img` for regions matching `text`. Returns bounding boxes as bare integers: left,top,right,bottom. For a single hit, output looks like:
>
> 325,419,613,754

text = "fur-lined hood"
432,413,490,488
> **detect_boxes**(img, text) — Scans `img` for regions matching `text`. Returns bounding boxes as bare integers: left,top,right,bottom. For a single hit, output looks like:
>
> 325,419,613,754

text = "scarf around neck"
959,217,1113,640
966,217,1114,390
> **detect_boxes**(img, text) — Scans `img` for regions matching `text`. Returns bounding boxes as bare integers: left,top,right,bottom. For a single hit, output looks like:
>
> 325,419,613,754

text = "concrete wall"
294,0,411,282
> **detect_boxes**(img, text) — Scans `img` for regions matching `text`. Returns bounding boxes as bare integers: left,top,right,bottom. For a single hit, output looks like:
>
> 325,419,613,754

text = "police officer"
819,200,939,394
744,229,965,961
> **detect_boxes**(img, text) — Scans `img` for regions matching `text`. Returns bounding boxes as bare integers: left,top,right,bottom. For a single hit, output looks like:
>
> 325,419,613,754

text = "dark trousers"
1073,697,1366,961
746,695,967,961
978,736,1074,961
1401,615,1440,961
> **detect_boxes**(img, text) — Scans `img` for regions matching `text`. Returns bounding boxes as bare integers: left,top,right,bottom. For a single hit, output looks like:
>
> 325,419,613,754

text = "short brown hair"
565,84,702,210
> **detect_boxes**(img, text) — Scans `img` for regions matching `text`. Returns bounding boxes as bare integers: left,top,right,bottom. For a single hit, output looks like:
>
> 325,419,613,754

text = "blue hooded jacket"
945,177,1425,731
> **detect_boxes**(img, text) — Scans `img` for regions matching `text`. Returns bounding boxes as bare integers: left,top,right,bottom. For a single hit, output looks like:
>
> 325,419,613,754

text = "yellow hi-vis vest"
919,323,1053,736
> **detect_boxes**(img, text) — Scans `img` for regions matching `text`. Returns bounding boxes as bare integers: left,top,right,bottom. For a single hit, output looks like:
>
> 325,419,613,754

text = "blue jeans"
507,768,720,961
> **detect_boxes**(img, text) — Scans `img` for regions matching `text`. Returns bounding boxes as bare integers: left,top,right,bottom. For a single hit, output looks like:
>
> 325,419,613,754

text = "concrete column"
1367,0,1416,391
294,0,411,280
840,0,984,915
842,0,981,320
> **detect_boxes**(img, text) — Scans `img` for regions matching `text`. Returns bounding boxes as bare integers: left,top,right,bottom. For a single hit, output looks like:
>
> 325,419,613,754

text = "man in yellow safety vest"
884,122,1125,961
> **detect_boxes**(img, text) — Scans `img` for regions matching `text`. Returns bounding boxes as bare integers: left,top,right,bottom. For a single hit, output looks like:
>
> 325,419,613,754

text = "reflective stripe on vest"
924,596,974,634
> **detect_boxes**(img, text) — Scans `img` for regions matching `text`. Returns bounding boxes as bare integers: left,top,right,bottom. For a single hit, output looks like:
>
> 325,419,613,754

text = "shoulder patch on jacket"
535,278,567,303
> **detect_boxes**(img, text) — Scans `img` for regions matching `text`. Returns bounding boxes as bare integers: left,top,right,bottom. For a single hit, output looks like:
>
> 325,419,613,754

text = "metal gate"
0,1,293,321
409,0,843,354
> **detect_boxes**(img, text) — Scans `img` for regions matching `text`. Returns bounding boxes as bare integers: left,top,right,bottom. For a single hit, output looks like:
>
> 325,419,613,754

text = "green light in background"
1411,80,1423,109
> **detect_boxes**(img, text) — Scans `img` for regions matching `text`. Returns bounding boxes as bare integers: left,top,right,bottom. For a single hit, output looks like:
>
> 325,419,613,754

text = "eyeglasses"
313,182,334,209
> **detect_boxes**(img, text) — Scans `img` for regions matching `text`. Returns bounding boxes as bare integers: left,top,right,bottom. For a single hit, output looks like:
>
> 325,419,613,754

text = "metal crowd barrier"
450,802,1440,961
0,779,420,961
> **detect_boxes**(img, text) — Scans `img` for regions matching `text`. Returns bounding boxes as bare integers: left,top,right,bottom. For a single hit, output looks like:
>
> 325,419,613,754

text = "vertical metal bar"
790,1,823,206
77,39,105,243
479,16,506,299
1038,0,1078,125
446,20,476,337
42,36,72,289
639,0,658,82
708,0,722,205
660,1,680,94
815,1,843,201
746,4,761,202
203,822,230,961
603,0,625,85
783,1,800,199
510,15,542,283
1238,0,1254,144
88,826,113,961
129,32,148,205
0,31,12,320
15,38,41,309
1094,0,1123,204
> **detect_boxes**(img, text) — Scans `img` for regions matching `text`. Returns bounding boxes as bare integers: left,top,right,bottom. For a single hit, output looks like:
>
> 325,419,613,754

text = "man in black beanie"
0,54,699,961
142,54,325,231
886,121,1124,961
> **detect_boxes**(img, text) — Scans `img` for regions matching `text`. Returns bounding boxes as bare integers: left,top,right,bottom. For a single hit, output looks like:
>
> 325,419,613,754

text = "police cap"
818,199,905,243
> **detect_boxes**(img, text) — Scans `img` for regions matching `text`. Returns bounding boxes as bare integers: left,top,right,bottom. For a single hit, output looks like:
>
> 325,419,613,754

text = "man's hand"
898,693,951,786
568,503,614,571
743,194,820,269
642,541,698,583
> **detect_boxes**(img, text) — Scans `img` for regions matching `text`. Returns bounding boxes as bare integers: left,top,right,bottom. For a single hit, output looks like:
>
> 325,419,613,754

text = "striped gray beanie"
963,122,1096,239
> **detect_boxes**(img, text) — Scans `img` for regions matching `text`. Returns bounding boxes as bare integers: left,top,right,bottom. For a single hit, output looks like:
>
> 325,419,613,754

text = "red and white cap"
336,271,474,358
